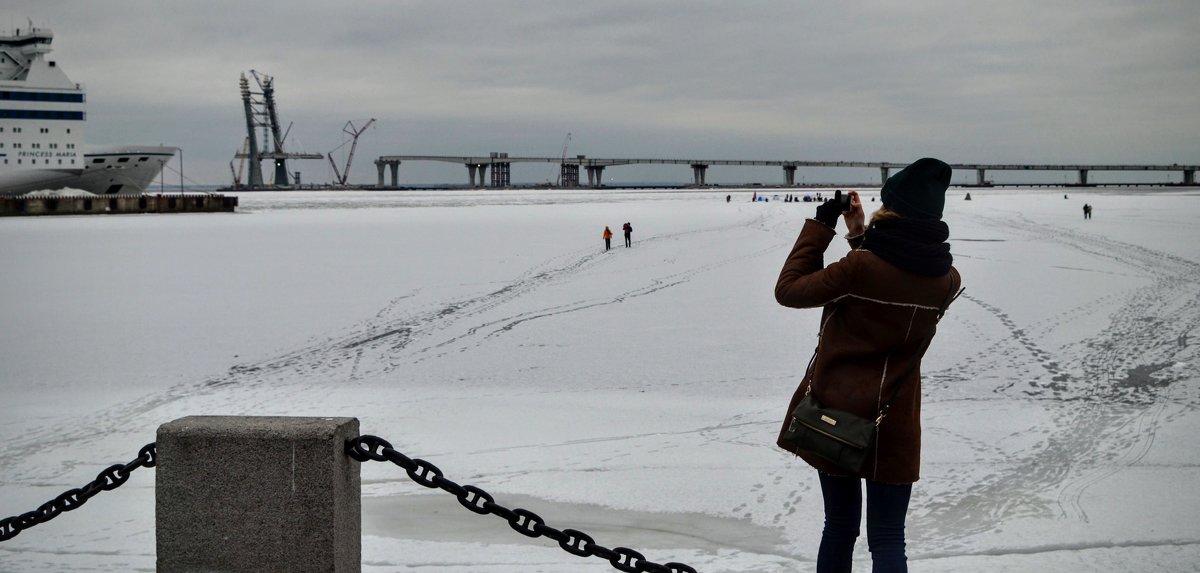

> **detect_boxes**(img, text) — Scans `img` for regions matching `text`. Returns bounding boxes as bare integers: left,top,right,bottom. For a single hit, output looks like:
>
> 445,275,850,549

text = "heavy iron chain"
0,443,157,542
347,435,698,573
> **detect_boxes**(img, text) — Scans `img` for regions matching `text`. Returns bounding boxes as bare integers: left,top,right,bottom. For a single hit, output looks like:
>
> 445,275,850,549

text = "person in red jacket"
602,225,613,251
775,158,962,572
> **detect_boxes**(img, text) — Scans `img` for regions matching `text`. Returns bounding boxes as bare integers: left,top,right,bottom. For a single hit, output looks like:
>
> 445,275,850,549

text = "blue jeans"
817,472,912,573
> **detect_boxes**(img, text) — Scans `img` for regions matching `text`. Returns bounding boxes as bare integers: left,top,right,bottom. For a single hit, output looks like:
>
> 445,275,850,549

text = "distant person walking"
775,158,962,572
602,225,613,251
623,222,633,248
1083,203,1092,219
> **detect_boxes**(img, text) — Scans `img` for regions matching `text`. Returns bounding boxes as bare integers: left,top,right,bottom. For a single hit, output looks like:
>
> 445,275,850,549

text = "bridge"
373,153,1199,189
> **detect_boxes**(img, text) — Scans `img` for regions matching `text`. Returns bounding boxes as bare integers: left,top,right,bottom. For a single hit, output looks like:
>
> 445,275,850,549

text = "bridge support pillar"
1184,169,1195,186
1078,169,1089,186
560,164,579,187
691,164,708,186
586,166,606,187
976,168,987,186
881,167,890,185
389,162,399,188
467,164,489,188
376,161,385,188
490,163,511,187
156,416,361,573
783,165,797,186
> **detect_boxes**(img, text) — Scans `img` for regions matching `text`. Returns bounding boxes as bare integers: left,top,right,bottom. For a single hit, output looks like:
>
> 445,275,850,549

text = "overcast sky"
5,1,1199,185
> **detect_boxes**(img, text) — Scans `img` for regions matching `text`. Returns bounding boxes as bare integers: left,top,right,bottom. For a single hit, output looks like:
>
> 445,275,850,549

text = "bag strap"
874,284,963,424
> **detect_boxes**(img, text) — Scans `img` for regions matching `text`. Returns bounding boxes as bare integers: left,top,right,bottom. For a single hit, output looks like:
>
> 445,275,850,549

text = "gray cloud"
4,0,1197,185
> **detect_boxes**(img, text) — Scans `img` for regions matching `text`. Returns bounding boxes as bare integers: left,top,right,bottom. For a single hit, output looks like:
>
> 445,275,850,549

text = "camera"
834,189,851,211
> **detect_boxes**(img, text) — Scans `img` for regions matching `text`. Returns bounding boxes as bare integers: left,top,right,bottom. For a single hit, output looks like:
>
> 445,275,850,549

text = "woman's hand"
843,190,865,236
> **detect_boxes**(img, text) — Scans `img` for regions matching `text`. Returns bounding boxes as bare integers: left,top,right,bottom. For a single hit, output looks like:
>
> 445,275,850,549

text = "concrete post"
783,165,797,186
1078,169,1089,186
467,164,477,187
156,416,361,573
1184,169,1194,186
376,161,385,188
976,168,986,186
593,166,604,187
389,162,400,188
881,167,890,185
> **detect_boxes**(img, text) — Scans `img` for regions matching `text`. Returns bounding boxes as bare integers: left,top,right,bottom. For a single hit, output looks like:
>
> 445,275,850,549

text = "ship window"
118,157,130,163
58,159,62,164
138,157,149,162
66,129,71,134
71,159,75,164
92,158,105,164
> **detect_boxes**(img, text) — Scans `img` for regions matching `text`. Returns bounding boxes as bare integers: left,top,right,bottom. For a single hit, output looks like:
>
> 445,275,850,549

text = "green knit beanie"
880,158,952,219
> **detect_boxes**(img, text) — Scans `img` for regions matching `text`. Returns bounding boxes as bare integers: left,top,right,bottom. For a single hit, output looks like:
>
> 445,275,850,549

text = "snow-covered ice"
1,187,1198,572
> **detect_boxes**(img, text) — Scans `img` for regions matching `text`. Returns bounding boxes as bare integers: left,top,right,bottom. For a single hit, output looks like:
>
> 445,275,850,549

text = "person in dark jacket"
622,222,633,247
775,157,962,572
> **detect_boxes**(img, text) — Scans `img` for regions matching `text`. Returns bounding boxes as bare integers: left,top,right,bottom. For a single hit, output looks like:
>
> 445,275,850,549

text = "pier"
1,193,238,217
374,154,1199,189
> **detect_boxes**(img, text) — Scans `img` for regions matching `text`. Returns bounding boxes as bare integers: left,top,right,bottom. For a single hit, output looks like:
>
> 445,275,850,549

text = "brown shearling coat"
775,219,961,484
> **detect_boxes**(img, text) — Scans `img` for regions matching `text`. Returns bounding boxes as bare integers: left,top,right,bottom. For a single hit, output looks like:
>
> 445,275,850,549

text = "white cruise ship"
0,24,177,196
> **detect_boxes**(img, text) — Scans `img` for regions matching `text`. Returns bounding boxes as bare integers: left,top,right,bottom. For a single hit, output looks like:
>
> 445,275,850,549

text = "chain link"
0,443,156,542
346,435,698,573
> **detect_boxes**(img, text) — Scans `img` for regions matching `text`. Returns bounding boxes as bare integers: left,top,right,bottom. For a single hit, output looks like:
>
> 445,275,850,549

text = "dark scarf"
861,218,953,277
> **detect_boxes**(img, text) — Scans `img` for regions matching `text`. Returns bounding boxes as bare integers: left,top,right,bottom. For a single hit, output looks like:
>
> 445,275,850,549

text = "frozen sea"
1,187,1198,572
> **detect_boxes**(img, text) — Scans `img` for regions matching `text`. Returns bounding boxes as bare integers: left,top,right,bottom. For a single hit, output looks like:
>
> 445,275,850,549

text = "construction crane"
327,118,376,186
228,136,249,188
554,132,571,186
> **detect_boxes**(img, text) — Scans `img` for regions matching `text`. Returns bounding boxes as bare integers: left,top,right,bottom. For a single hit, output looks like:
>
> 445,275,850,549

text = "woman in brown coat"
775,158,961,572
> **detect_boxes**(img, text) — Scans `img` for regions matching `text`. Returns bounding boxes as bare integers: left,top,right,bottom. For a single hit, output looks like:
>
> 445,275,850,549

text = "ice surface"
2,187,1198,572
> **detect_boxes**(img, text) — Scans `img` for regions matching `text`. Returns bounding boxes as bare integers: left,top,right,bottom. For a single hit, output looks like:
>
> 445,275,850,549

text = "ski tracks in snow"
918,211,1200,543
234,208,784,383
0,209,788,474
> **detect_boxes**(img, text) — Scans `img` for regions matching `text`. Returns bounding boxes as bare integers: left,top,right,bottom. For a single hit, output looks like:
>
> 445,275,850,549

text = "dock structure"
1,194,238,217
373,155,1199,189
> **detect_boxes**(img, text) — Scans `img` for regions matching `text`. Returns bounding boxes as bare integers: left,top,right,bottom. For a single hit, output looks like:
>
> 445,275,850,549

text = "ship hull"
0,146,178,196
